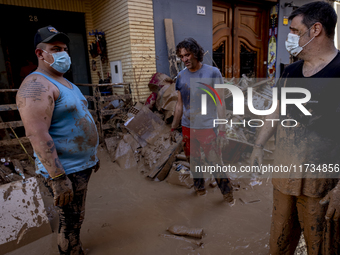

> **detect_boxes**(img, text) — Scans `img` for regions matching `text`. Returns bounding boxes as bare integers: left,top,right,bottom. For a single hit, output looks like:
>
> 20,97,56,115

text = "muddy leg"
182,130,205,194
190,156,205,193
269,187,301,255
296,195,327,255
214,178,233,195
204,138,233,199
57,168,92,255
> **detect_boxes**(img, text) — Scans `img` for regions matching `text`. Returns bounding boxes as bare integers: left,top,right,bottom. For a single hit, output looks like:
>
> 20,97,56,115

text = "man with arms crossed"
250,2,340,254
171,38,233,203
17,26,99,255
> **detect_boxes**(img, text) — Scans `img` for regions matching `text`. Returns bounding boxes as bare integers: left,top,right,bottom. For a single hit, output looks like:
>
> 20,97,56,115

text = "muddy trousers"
270,187,340,255
192,174,233,195
53,168,92,255
182,126,233,195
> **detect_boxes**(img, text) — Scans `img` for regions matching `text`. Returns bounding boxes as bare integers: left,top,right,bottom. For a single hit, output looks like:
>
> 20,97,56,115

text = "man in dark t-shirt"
250,2,340,254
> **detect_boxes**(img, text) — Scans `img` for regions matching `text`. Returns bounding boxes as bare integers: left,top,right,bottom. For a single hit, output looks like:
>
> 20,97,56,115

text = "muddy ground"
6,146,274,255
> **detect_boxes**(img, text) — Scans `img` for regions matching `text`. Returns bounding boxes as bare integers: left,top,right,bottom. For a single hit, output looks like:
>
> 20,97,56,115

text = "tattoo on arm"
46,140,56,154
55,158,63,169
18,78,47,101
54,158,64,175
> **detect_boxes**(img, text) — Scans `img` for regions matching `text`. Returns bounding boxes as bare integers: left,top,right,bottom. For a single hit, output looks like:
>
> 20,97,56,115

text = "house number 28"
29,15,38,22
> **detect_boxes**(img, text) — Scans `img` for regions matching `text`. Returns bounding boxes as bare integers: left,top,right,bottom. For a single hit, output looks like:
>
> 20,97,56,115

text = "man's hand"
170,129,177,145
49,175,74,207
320,184,340,220
94,160,100,173
250,146,264,166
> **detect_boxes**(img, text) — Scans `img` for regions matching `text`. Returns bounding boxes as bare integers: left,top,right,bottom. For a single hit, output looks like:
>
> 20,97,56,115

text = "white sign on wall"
110,60,123,83
197,6,206,15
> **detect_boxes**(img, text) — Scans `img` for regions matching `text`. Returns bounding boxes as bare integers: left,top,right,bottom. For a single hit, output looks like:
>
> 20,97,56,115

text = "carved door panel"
234,5,267,78
213,3,268,78
212,4,233,78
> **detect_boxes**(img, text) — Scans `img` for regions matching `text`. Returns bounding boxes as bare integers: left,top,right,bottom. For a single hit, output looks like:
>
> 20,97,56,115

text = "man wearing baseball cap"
17,25,99,255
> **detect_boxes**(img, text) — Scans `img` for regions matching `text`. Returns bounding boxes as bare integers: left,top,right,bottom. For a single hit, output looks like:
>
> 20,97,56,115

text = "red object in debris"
148,73,173,92
145,92,157,110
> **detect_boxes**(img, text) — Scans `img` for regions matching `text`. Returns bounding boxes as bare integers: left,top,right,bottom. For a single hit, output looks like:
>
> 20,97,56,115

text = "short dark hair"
36,42,46,50
289,1,337,39
176,38,204,62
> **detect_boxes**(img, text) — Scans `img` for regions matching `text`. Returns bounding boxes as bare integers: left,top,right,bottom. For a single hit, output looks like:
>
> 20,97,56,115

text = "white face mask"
285,26,315,57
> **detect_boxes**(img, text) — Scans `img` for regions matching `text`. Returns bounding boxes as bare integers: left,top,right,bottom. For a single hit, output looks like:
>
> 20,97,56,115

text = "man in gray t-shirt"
170,38,233,203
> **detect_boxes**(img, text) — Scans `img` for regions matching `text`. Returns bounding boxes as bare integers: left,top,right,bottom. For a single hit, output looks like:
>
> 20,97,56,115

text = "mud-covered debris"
113,139,137,169
167,225,204,239
125,105,166,147
105,136,121,162
176,154,187,161
167,163,193,188
159,234,203,247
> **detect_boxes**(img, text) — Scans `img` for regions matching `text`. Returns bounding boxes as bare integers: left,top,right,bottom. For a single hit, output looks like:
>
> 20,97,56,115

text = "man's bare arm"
171,91,183,129
16,75,64,178
254,101,280,147
249,100,280,166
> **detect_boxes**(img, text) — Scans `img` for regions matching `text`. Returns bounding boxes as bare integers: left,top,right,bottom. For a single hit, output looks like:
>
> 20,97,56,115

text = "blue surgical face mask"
43,50,71,73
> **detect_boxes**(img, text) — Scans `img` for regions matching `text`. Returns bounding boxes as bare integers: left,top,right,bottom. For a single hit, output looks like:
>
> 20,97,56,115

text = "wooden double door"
213,2,270,78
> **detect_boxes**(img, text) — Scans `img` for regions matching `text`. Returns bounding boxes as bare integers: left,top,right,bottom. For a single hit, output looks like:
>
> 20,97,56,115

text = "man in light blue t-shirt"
17,26,99,255
170,38,234,203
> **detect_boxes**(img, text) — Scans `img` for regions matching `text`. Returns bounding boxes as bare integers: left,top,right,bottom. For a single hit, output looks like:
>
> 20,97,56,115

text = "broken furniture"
0,89,31,159
0,177,51,254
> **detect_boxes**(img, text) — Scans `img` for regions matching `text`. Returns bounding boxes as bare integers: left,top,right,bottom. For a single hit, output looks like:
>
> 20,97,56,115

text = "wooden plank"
102,123,116,130
148,135,183,179
0,137,30,146
0,121,23,129
99,94,131,102
164,19,179,78
9,154,29,161
0,116,11,140
75,83,128,87
101,109,122,116
155,139,183,181
0,104,17,111
84,95,94,101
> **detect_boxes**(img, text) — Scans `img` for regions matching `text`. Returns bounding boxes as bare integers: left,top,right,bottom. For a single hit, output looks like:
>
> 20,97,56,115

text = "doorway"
0,4,91,94
213,1,271,78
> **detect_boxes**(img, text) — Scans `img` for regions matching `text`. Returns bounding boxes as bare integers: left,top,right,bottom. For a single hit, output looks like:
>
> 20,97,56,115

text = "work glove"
250,146,264,166
94,160,100,173
320,184,340,221
169,129,177,145
49,175,74,207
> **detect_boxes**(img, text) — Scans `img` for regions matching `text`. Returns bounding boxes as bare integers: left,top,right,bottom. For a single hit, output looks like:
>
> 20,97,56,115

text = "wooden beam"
155,140,183,181
99,94,131,102
148,135,183,179
84,95,94,101
101,109,122,116
0,104,17,111
75,83,128,87
164,19,179,78
0,137,30,146
102,123,116,130
0,121,23,129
